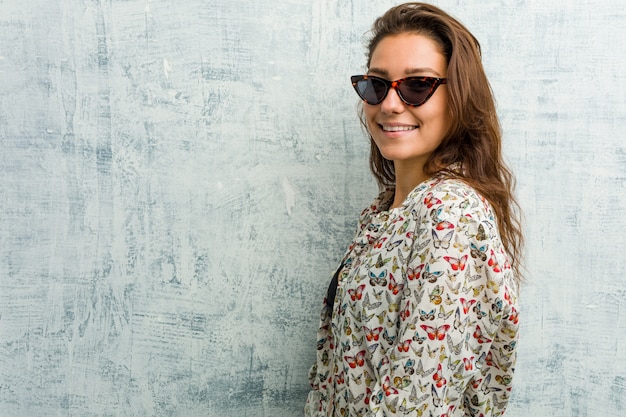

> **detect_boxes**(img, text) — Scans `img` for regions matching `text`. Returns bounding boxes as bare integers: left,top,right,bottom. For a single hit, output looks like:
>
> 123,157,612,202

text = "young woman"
305,3,523,417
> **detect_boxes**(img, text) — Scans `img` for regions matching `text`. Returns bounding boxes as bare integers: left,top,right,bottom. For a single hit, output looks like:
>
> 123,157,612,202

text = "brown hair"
362,2,524,280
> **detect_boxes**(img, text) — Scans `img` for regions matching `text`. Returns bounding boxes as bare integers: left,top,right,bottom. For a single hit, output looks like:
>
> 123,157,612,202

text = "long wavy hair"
361,2,524,280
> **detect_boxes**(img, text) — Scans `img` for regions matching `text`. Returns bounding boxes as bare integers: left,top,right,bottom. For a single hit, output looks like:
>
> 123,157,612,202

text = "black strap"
325,261,345,309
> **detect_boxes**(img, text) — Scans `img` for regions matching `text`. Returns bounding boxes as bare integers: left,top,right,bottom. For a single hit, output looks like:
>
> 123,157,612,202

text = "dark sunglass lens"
357,78,387,104
400,78,433,105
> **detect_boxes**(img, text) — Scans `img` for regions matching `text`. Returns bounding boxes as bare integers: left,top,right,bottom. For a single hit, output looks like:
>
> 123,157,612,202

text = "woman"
305,3,523,417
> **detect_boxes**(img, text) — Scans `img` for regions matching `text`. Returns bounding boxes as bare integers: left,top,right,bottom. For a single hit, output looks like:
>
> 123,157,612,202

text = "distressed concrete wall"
0,1,624,416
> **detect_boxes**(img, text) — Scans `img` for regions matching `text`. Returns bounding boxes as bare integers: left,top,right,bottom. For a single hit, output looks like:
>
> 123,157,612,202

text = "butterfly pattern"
305,178,519,417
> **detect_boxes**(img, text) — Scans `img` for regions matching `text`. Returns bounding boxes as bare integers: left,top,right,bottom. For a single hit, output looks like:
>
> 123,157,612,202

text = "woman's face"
365,33,452,171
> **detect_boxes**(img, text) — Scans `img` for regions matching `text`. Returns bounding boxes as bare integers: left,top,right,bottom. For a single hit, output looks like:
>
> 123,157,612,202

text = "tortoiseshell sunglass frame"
351,74,447,107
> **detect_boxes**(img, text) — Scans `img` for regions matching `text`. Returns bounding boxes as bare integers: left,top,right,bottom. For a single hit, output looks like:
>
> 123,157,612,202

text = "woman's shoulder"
428,177,482,199
410,177,493,220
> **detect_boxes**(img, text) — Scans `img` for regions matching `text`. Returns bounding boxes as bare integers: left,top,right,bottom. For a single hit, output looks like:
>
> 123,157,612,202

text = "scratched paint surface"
0,1,624,416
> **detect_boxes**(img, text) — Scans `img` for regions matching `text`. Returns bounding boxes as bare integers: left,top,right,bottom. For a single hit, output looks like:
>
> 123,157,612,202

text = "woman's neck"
390,162,430,209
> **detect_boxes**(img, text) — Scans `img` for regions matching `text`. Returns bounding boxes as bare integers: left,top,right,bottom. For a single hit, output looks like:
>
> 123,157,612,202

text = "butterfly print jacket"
305,177,519,417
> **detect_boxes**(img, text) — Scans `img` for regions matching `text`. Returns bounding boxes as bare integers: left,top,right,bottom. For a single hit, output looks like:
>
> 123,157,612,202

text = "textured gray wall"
1,1,625,416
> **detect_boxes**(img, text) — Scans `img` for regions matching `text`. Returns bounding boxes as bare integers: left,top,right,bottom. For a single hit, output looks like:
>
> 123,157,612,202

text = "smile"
380,124,418,132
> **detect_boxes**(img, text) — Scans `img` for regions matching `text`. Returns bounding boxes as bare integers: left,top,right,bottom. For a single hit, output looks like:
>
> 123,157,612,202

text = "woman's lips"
380,124,418,132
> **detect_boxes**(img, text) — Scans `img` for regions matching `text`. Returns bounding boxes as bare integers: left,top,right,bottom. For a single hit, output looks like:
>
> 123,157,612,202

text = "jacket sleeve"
371,186,519,416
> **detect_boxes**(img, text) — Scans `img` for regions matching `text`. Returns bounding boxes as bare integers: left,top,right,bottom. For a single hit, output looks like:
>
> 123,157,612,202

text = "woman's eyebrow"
405,67,443,77
367,67,444,77
367,67,389,77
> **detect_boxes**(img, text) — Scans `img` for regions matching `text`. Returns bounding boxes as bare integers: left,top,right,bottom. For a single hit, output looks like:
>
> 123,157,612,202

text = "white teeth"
381,125,417,132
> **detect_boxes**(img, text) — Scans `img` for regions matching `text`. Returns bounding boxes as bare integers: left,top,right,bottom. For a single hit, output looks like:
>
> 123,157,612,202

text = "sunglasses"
351,74,447,107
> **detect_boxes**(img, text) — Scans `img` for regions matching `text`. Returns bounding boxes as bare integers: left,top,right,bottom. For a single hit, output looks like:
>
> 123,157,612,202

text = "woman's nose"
379,87,405,114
